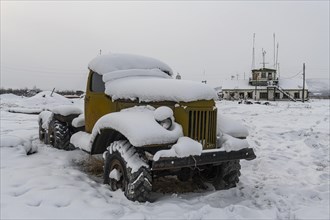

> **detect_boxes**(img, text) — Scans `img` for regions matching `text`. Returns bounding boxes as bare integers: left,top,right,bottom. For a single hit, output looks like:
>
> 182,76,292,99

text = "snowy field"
1,93,329,219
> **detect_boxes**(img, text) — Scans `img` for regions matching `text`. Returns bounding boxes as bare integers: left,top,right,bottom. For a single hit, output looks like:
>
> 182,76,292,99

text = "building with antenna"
217,34,308,102
219,66,308,101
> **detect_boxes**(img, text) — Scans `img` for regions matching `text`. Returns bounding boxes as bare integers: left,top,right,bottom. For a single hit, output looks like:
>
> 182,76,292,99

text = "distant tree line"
0,86,84,97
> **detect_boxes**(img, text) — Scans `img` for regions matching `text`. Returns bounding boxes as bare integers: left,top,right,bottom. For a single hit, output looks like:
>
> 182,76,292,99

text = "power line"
0,65,86,74
1,66,86,75
280,71,303,79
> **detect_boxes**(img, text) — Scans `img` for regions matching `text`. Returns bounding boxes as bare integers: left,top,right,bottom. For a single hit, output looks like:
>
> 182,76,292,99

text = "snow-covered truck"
38,53,256,202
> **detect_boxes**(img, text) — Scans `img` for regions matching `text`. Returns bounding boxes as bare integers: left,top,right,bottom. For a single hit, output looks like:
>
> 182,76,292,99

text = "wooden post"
50,88,55,97
255,75,257,101
302,63,305,103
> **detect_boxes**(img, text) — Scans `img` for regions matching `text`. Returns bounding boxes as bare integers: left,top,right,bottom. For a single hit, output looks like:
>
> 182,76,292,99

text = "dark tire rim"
110,158,126,191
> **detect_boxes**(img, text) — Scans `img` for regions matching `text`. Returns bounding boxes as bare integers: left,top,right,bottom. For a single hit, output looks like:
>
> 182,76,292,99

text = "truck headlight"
154,106,173,130
158,118,172,130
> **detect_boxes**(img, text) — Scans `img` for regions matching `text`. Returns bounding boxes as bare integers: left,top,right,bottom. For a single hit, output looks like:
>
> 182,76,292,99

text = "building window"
261,72,266,78
268,72,272,80
275,93,280,99
239,92,244,99
260,92,268,99
294,92,300,99
247,92,253,99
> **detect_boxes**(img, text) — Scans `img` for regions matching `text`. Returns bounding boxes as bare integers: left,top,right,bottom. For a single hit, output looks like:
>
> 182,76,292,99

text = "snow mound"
70,131,91,152
38,111,53,130
1,92,74,112
153,137,202,161
89,53,173,75
0,93,22,101
0,135,37,155
109,168,121,181
218,133,250,152
0,93,25,109
92,106,183,147
72,114,85,127
8,107,42,114
105,77,218,102
51,105,82,116
16,91,74,109
217,114,249,138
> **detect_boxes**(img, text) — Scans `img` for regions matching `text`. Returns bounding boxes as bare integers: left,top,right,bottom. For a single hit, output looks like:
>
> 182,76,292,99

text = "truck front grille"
188,109,217,149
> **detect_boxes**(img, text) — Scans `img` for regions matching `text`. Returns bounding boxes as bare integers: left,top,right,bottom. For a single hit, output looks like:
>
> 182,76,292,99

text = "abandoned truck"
38,53,256,202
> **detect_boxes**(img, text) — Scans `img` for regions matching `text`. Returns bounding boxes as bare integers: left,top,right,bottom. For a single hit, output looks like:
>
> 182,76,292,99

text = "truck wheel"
38,119,45,141
49,119,71,150
214,160,241,190
103,141,152,202
196,160,241,190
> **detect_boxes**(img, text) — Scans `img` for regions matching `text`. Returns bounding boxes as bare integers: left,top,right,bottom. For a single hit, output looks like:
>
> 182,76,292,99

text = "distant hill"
306,78,330,98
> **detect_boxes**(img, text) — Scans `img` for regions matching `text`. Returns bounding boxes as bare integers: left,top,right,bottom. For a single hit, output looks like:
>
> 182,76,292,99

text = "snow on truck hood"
91,106,184,147
104,76,218,102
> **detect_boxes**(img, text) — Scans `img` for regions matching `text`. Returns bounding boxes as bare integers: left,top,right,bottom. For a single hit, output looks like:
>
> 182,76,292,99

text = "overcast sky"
1,1,329,90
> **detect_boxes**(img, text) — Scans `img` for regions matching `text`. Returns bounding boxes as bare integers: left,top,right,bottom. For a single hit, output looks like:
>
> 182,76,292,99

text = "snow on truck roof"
88,53,173,76
88,53,218,102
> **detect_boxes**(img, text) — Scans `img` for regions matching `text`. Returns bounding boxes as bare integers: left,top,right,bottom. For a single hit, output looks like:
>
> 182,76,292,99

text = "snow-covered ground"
1,93,329,219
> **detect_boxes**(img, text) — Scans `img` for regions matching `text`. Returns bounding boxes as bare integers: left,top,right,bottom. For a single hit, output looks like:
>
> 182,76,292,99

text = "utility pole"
275,43,279,73
251,33,256,70
302,63,305,103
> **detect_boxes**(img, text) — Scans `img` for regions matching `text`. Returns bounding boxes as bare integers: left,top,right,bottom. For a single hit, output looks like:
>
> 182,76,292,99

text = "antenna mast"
251,33,256,70
202,70,207,84
262,48,267,68
273,33,276,67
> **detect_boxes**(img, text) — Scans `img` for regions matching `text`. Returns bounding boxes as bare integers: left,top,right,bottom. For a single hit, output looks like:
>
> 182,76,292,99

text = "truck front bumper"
151,148,256,171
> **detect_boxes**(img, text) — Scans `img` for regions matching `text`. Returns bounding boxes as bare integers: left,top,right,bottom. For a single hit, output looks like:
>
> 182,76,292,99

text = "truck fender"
50,105,83,124
90,106,183,154
90,128,126,154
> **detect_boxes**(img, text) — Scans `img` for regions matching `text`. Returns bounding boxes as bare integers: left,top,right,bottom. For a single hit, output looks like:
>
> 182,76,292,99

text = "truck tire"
103,141,152,202
196,160,241,190
49,119,71,150
38,119,45,141
214,160,241,190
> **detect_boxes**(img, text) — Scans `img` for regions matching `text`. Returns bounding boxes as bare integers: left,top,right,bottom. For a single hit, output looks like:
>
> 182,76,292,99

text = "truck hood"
104,76,218,103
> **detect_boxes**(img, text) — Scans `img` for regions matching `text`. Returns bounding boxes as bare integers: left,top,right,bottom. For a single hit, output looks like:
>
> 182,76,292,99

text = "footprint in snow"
11,188,31,197
254,140,261,146
26,200,42,207
54,201,71,208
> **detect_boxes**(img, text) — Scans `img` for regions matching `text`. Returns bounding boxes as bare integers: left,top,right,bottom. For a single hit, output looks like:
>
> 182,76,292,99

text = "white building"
219,68,308,101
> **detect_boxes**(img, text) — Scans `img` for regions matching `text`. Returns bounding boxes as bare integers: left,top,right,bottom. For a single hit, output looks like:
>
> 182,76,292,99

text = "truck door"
85,71,113,133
